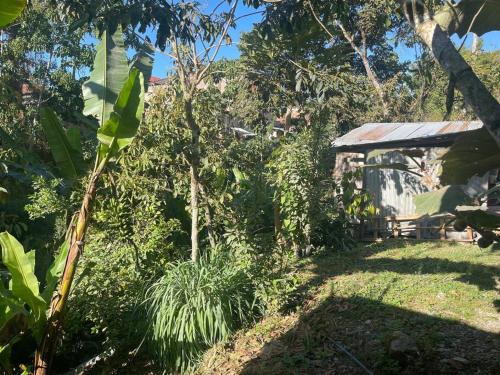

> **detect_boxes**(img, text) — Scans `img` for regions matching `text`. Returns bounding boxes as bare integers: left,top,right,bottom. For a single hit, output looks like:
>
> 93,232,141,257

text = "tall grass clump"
144,251,262,373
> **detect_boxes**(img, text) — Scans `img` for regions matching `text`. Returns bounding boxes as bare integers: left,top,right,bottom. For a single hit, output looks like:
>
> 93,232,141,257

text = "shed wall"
364,148,440,217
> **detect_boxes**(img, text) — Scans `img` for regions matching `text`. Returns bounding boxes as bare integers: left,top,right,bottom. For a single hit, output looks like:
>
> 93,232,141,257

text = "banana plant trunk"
34,165,104,374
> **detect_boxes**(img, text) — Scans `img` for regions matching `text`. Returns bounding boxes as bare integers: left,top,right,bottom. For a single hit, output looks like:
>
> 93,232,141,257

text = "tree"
141,0,259,261
392,0,500,245
400,0,500,145
0,1,94,122
263,0,407,119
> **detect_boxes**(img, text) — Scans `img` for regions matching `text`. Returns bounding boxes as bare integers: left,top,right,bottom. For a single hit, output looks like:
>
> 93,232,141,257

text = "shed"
332,121,486,240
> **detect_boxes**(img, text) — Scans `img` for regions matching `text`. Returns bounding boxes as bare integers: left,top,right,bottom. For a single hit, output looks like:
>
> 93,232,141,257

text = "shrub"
144,251,262,373
64,237,146,361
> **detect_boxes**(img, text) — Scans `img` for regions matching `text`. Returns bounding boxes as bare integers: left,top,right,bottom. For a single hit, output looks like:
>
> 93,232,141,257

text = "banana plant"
39,108,85,180
0,232,68,373
32,27,145,375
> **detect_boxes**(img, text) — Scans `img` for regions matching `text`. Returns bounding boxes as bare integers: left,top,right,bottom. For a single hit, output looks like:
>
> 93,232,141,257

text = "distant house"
333,121,489,240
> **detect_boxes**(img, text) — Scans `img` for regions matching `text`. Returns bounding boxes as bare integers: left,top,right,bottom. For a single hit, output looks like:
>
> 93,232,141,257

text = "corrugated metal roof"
333,121,483,149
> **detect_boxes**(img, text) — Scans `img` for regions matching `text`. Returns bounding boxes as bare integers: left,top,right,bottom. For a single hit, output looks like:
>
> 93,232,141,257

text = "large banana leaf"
434,0,500,38
97,68,144,161
40,107,83,179
66,127,82,154
414,185,468,216
440,128,500,185
0,279,24,334
0,233,46,322
82,27,129,126
41,240,69,303
0,0,25,28
455,205,500,229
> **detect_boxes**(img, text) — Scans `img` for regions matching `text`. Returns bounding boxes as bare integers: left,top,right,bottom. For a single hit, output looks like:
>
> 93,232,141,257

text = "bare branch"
234,10,265,22
172,36,190,94
457,1,486,52
195,0,239,88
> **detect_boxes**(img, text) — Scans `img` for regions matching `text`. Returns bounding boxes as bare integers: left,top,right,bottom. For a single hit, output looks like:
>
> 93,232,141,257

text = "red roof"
21,83,32,95
149,76,162,85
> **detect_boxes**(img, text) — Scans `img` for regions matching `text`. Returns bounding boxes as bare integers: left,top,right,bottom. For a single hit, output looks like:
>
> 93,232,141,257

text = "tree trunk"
34,166,104,374
400,0,500,145
338,24,389,118
306,3,389,118
471,33,479,55
293,241,302,259
360,51,389,118
184,96,200,261
189,164,200,261
273,194,283,247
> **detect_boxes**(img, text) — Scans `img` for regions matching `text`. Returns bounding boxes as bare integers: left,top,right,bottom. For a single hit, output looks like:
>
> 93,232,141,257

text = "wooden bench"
359,214,474,242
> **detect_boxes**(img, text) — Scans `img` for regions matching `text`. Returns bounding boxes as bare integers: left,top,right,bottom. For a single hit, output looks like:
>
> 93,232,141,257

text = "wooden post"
466,225,473,242
416,220,422,240
391,215,397,238
439,217,446,240
359,218,365,240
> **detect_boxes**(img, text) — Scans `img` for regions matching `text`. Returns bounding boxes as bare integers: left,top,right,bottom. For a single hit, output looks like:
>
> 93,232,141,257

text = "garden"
0,1,499,374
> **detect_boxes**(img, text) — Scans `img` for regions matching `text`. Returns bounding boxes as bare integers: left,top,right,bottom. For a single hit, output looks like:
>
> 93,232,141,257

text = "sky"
150,3,264,78
144,2,500,79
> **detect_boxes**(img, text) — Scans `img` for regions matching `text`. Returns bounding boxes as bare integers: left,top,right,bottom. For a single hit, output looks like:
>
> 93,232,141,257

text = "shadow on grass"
355,256,498,291
286,241,499,314
252,242,500,374
241,295,500,375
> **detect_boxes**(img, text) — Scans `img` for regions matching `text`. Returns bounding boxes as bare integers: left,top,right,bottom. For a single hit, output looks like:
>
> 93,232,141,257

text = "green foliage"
24,177,68,220
418,50,500,121
0,231,67,371
220,136,275,255
0,232,46,327
39,107,84,179
82,27,129,126
97,68,145,162
269,131,320,249
266,123,362,254
145,251,262,373
65,237,146,352
254,271,301,314
41,240,69,303
0,0,25,28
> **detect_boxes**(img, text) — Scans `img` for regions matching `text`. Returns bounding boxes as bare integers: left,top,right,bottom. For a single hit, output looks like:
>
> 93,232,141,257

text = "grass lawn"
197,241,500,374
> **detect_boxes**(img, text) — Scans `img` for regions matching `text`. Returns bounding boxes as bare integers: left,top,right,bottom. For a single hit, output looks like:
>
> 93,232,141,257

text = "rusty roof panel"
333,121,483,148
358,124,397,141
